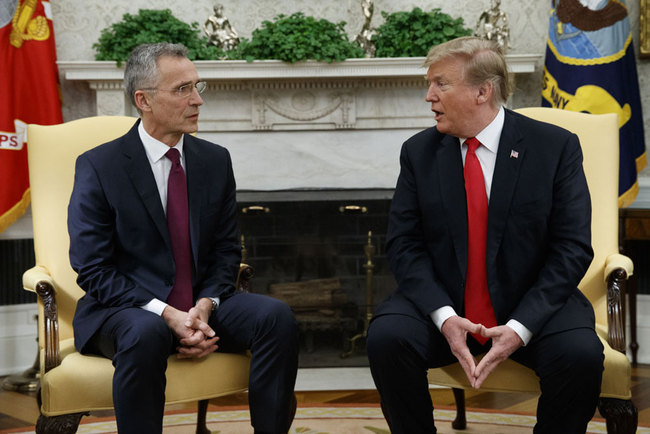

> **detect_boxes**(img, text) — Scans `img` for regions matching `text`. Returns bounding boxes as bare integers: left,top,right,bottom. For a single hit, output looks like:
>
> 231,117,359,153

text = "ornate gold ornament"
475,0,511,52
203,4,240,52
355,0,376,58
10,0,49,48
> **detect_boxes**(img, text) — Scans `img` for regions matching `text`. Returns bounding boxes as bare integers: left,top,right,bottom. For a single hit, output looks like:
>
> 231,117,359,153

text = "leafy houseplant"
373,8,472,58
93,8,471,64
232,12,365,63
93,9,219,64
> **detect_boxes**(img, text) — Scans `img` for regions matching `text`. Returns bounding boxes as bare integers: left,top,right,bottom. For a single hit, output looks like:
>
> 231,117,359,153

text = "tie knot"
165,148,181,165
466,137,481,153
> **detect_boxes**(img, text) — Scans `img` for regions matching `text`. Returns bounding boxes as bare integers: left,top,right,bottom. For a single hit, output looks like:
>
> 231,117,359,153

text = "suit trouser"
366,313,604,434
86,292,299,434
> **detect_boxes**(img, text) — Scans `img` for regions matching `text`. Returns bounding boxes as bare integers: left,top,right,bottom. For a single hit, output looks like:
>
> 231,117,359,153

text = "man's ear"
476,81,493,105
134,90,153,113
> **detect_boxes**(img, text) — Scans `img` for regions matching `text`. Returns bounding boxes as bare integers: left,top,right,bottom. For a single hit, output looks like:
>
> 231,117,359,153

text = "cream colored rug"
5,405,650,434
4,405,648,433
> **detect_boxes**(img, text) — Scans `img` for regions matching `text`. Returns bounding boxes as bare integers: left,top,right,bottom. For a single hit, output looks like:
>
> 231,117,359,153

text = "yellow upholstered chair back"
514,107,620,328
27,116,137,346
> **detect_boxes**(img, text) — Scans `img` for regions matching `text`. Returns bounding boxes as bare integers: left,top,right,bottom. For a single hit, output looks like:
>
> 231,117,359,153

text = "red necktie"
463,137,496,345
165,148,193,312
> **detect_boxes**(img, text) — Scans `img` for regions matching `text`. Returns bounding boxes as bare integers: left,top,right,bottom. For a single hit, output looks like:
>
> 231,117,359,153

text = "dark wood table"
618,208,646,366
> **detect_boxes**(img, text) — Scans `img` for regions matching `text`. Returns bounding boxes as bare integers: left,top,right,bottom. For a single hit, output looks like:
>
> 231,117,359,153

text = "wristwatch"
208,297,219,312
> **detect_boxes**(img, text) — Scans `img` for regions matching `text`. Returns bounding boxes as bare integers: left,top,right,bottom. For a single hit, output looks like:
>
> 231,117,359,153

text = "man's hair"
124,43,189,112
423,36,512,107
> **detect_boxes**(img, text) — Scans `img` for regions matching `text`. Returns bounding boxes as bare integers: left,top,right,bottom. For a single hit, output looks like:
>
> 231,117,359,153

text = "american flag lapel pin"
510,150,519,159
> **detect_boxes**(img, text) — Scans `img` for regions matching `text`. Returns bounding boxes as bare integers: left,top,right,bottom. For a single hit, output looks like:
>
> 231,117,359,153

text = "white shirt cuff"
506,319,532,346
140,298,167,316
141,297,220,315
430,306,458,330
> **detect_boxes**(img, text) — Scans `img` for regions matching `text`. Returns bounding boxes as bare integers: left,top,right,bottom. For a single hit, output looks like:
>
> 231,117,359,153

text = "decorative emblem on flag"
10,0,49,48
510,150,518,159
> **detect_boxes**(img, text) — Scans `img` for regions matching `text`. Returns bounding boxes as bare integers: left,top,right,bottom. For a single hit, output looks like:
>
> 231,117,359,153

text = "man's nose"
425,88,438,102
190,88,203,106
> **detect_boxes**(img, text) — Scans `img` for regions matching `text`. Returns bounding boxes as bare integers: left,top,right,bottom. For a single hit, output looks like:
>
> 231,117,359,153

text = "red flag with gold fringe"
0,0,62,233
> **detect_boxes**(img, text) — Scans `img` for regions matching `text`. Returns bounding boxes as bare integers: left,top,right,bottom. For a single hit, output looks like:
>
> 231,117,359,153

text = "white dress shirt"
429,107,533,345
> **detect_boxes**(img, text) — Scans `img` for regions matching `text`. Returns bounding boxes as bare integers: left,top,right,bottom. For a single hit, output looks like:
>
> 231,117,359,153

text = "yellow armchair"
25,116,251,433
427,107,637,433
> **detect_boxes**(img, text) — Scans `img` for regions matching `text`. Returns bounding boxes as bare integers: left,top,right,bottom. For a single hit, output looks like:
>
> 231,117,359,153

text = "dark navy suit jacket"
376,109,596,340
68,120,241,352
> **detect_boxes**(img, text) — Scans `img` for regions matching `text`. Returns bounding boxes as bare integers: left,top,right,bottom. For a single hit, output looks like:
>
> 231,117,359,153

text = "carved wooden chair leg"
597,397,638,434
451,387,467,430
196,399,210,434
35,413,86,434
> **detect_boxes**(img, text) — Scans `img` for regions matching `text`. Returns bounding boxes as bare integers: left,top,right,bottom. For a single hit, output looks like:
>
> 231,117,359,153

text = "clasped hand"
440,316,523,389
162,299,219,359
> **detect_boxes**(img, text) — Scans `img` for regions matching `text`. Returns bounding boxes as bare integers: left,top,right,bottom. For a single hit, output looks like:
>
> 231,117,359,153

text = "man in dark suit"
366,36,604,433
68,43,298,434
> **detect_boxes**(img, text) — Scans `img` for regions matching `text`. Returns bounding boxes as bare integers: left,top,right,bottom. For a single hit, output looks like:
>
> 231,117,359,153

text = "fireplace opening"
237,192,396,368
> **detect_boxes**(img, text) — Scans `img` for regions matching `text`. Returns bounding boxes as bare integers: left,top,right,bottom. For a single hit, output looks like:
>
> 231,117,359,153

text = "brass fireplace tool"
341,230,375,358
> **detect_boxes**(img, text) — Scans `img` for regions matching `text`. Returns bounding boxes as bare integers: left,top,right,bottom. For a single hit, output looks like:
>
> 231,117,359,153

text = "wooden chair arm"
23,266,60,373
605,253,634,281
237,263,255,292
604,253,633,353
23,265,55,293
606,267,629,354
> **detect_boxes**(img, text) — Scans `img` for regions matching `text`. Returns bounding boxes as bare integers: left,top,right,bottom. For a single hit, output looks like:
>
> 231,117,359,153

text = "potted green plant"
231,12,365,63
93,9,219,65
94,7,471,64
373,7,472,58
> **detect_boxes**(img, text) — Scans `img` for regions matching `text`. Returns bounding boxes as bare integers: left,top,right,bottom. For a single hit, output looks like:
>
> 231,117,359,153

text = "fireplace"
237,192,395,367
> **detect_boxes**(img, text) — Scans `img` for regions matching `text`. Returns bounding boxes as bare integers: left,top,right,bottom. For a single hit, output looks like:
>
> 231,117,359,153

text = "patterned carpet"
2,404,645,434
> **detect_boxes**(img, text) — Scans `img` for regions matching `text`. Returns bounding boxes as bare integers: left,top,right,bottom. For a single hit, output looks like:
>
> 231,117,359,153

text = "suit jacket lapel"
184,136,206,268
437,134,468,277
487,109,525,269
120,121,171,249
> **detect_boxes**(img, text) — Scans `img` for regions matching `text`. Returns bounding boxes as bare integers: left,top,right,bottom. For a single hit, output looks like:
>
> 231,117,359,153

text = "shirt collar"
459,106,505,154
138,121,185,164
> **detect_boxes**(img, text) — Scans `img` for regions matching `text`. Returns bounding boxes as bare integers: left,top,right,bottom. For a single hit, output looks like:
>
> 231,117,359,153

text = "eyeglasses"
142,80,207,97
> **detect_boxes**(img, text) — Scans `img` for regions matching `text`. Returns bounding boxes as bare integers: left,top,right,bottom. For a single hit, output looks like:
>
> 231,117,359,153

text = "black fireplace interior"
237,193,396,367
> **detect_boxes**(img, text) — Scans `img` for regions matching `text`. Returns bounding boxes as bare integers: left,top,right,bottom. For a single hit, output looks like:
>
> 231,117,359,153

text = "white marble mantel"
59,55,540,81
58,56,541,191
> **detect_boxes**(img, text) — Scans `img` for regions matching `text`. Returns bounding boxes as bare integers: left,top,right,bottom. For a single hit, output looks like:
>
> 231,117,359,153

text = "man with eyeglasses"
67,43,299,434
